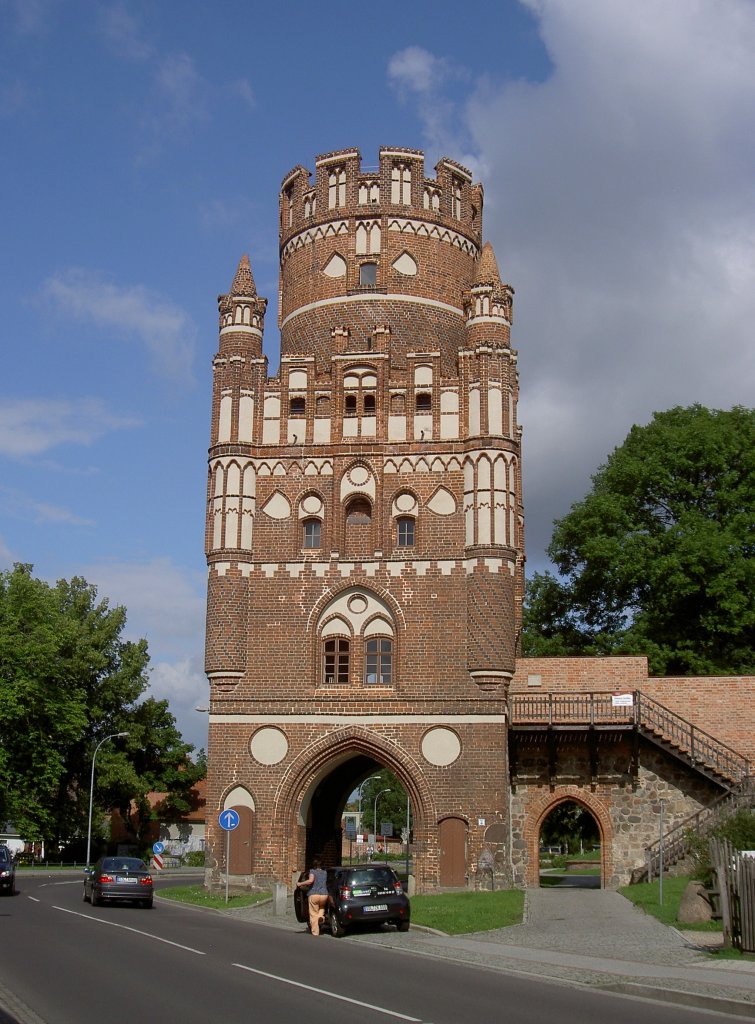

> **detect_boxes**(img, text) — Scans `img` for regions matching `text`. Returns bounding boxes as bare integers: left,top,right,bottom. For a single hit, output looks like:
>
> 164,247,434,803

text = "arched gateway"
203,147,522,892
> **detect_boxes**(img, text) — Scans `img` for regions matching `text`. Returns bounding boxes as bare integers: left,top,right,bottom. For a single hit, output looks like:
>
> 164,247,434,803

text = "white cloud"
42,270,196,385
148,656,209,753
390,1,755,570
80,557,206,659
229,78,255,110
0,397,140,458
98,3,153,61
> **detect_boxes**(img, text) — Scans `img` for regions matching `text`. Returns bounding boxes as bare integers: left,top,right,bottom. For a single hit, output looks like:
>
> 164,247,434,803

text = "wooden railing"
508,690,750,787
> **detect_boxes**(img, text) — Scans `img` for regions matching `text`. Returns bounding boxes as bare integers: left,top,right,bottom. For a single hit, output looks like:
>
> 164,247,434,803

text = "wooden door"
439,817,466,887
228,805,253,874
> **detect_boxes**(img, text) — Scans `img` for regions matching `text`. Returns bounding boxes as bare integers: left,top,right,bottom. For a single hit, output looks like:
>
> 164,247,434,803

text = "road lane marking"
53,905,206,955
233,962,422,1021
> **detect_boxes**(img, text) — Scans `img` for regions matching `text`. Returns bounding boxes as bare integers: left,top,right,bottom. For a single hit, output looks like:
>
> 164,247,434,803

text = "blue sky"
2,0,753,753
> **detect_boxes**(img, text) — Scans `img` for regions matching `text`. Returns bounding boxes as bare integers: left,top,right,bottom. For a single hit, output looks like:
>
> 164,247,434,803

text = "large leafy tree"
522,405,755,675
0,564,203,851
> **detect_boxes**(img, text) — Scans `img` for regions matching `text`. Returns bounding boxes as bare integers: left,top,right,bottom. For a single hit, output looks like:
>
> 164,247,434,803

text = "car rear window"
102,858,147,871
345,868,395,887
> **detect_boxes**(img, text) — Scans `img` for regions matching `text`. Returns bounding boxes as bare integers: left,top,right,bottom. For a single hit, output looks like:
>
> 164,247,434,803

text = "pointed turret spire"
475,242,501,287
231,253,256,296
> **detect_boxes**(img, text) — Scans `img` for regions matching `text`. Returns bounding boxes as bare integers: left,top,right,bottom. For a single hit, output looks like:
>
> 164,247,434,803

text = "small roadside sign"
218,808,240,831
152,841,165,855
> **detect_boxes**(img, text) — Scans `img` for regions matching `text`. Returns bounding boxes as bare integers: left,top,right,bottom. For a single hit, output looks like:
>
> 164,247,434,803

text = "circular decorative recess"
395,492,417,513
421,727,461,767
301,495,322,515
250,727,289,766
348,465,370,486
347,594,368,614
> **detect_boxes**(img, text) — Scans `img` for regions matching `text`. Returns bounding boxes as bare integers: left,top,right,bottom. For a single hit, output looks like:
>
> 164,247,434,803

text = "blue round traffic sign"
218,808,240,831
152,841,165,855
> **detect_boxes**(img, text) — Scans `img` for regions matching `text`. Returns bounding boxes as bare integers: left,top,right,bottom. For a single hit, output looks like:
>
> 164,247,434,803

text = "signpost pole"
217,809,240,906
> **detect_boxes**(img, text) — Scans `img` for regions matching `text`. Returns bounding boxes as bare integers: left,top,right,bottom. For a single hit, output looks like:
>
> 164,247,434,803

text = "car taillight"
99,874,114,883
140,876,153,886
394,882,403,894
340,886,351,899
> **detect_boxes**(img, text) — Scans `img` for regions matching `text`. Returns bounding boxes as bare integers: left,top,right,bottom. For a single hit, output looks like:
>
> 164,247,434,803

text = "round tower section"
278,147,483,373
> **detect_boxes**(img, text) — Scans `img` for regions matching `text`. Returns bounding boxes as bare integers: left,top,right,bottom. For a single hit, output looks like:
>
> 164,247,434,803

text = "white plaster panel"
414,414,432,439
414,364,433,385
421,727,461,767
262,420,280,444
469,388,481,434
289,370,308,390
288,418,306,443
313,420,331,444
218,395,232,443
261,491,291,520
427,488,456,516
388,417,406,441
238,395,254,441
441,414,459,439
225,785,255,810
323,253,347,277
392,251,417,276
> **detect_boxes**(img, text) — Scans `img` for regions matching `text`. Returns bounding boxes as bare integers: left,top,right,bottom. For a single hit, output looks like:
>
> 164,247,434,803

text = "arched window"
323,638,349,685
363,393,376,414
396,516,415,547
289,396,305,416
365,638,392,685
302,519,321,549
415,392,432,412
346,497,371,525
344,394,357,416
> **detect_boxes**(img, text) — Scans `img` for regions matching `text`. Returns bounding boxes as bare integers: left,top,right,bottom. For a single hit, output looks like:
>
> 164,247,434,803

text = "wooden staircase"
508,689,752,881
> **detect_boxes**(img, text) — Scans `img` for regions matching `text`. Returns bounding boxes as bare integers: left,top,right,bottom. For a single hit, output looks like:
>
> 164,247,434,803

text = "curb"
600,981,755,1019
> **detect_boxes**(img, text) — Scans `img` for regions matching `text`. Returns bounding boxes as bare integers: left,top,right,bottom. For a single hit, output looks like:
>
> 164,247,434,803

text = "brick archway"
522,786,613,887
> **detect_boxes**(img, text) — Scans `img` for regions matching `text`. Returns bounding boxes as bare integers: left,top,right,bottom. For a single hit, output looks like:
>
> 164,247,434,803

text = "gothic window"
415,391,432,412
452,177,462,219
396,516,415,547
363,393,376,414
284,185,294,228
302,518,321,549
328,168,346,209
391,164,411,205
289,396,305,416
345,497,371,525
323,638,350,685
359,262,377,287
365,638,393,686
344,394,358,416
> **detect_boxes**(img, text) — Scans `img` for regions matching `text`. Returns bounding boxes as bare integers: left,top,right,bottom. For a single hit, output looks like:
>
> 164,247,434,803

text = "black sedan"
83,856,154,908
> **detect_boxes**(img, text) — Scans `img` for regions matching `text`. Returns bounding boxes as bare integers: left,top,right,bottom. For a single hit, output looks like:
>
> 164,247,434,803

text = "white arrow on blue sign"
152,841,165,855
218,808,240,831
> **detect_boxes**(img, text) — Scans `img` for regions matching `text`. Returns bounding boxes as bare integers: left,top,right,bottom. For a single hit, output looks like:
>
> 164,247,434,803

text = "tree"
522,405,755,675
0,564,203,851
353,769,410,839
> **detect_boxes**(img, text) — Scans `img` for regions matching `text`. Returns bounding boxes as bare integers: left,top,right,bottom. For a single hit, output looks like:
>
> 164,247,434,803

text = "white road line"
52,905,206,955
27,896,40,903
232,962,422,1021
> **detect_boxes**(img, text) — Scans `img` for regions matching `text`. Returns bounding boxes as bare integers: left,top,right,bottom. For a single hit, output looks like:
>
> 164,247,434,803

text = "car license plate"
117,876,138,884
363,904,388,913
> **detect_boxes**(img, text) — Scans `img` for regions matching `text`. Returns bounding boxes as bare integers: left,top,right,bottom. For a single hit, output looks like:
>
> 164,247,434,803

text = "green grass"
619,875,721,931
158,885,271,910
410,889,525,934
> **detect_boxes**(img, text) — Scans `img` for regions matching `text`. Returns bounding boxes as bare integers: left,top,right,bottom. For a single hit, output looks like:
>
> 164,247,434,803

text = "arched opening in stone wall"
277,735,434,888
538,799,602,889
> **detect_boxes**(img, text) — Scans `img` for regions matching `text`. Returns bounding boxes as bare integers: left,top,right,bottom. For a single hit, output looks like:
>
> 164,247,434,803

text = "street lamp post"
373,788,391,855
86,732,129,867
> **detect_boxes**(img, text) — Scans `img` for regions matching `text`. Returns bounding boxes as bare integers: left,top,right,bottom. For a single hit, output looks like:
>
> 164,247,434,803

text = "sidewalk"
226,887,755,1018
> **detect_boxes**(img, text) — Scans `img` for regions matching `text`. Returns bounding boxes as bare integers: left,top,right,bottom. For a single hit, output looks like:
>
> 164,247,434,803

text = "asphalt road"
0,874,741,1024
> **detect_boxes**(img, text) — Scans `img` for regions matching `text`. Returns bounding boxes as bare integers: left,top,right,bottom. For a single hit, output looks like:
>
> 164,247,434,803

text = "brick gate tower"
204,147,524,891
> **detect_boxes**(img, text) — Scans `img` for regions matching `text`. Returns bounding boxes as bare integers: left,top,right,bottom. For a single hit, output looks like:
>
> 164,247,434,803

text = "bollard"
273,882,288,916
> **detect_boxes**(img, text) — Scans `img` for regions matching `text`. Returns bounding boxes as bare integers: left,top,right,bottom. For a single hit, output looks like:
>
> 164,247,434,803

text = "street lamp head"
116,731,129,738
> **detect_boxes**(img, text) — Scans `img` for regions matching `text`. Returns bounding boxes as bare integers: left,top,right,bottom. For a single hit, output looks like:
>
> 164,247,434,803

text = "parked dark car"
0,846,15,896
295,863,409,937
83,856,154,908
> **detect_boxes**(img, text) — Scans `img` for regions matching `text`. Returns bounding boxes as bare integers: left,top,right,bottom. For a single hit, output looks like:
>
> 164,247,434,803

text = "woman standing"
297,857,329,935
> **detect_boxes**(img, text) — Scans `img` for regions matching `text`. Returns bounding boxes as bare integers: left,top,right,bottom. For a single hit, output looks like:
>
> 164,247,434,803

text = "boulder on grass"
678,880,713,924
